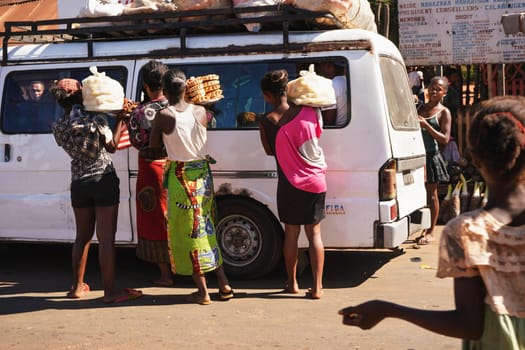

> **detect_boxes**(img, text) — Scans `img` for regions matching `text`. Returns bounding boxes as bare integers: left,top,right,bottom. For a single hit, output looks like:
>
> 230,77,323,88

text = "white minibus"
0,6,430,278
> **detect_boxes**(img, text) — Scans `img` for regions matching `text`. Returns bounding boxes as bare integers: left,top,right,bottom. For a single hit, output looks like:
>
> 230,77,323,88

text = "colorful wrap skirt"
164,158,222,276
135,157,169,264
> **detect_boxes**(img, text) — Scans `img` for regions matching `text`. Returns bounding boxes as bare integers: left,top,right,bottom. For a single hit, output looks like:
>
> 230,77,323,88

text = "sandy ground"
0,226,460,350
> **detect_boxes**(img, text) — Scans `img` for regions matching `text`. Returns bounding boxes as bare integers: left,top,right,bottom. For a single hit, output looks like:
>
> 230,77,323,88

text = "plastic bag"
287,64,336,107
287,0,377,32
233,0,282,32
82,66,125,112
78,0,126,17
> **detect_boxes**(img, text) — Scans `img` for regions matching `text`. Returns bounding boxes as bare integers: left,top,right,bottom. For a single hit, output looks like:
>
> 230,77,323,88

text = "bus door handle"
4,144,10,162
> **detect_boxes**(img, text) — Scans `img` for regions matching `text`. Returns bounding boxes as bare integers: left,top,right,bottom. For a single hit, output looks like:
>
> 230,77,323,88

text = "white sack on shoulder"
287,64,336,107
82,66,125,112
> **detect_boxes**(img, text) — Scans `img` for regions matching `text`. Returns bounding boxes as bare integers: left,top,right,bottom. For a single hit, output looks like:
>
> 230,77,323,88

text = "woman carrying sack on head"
259,68,329,299
50,77,142,303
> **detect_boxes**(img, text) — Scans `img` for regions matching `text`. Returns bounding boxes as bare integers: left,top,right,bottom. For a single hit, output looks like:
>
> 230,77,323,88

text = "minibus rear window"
379,57,419,131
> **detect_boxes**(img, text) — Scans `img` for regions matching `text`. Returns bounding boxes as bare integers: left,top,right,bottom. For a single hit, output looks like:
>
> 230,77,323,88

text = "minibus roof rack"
1,5,343,43
0,5,348,65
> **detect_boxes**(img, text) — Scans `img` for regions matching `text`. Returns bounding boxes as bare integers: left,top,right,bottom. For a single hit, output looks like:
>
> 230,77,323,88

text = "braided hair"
260,69,288,97
162,68,186,102
468,95,525,181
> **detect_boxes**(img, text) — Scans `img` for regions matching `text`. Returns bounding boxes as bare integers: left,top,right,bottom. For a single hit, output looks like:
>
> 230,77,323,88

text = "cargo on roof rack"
0,5,351,66
1,5,343,43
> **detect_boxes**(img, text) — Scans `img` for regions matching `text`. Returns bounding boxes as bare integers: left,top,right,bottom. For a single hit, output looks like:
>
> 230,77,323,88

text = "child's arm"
338,276,485,340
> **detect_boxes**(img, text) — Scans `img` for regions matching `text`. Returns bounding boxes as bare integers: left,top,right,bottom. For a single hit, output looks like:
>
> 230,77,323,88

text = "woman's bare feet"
67,282,90,299
305,288,323,299
283,282,300,294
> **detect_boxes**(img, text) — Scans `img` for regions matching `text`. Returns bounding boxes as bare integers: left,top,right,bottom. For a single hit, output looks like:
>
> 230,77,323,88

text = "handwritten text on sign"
398,0,525,65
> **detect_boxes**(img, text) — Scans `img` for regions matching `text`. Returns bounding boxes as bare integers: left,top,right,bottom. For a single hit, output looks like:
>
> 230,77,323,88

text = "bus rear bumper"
377,208,431,248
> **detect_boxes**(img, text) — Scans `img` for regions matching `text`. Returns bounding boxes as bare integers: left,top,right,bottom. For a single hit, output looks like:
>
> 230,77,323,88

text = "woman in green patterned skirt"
150,68,233,305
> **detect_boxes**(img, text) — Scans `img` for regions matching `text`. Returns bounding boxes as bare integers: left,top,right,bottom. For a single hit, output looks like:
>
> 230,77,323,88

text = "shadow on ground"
0,242,402,315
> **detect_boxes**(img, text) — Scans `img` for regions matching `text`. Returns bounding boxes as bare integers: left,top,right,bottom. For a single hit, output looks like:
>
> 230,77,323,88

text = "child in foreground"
339,95,525,349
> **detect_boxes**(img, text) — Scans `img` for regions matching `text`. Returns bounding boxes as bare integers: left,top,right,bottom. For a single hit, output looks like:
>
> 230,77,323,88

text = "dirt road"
0,227,459,349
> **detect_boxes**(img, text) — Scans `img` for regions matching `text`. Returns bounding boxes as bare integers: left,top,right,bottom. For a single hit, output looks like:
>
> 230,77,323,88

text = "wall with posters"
398,0,525,65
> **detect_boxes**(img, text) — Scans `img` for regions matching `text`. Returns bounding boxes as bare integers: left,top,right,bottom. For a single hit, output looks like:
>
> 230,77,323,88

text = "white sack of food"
233,0,282,32
78,0,126,17
287,0,377,32
287,64,336,107
82,66,125,112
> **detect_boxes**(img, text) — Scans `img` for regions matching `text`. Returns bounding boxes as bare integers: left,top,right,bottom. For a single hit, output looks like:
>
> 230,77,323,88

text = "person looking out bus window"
17,80,55,131
315,61,348,126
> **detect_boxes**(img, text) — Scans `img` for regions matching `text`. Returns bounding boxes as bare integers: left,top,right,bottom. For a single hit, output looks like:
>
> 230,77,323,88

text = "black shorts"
71,171,120,208
277,174,326,225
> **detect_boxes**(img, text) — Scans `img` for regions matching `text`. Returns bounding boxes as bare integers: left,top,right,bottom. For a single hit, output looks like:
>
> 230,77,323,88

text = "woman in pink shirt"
259,69,326,299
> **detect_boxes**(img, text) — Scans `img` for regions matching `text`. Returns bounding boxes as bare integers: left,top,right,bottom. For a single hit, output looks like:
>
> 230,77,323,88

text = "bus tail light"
379,159,397,201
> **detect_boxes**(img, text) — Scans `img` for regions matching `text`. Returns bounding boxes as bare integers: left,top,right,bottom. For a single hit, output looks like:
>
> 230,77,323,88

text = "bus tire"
216,196,283,279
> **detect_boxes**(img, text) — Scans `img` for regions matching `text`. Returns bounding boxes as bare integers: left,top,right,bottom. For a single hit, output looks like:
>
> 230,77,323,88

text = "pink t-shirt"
275,106,327,193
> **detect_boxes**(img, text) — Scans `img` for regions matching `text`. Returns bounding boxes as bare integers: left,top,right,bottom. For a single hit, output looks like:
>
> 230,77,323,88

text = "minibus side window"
177,63,269,129
170,60,345,130
1,67,127,134
379,57,419,130
313,59,349,127
1,78,58,134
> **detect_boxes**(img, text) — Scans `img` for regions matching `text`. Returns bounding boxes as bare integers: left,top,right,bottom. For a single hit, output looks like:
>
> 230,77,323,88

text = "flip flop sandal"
108,288,143,304
218,288,234,300
417,236,434,245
